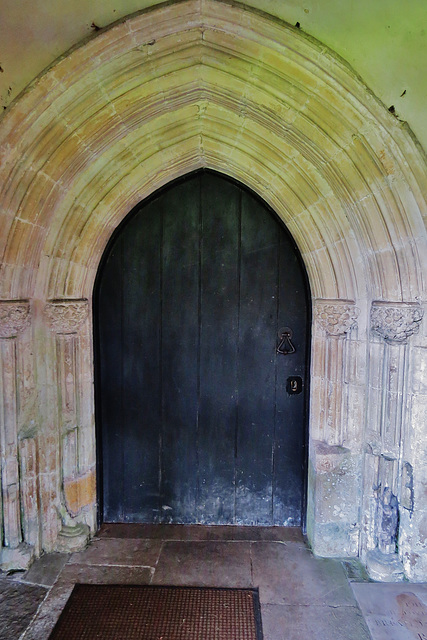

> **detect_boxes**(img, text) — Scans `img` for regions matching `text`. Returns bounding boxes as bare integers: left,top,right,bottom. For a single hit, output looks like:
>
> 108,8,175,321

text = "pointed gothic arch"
0,0,426,579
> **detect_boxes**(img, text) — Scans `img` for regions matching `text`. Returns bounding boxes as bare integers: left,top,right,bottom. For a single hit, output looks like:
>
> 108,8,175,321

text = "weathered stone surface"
63,469,96,516
315,300,359,336
68,538,162,567
58,563,153,585
307,442,361,557
19,438,40,553
97,522,304,542
312,300,360,447
261,604,372,640
19,579,75,640
0,576,47,640
341,558,371,582
362,301,425,581
0,544,34,572
0,301,31,338
12,534,378,640
0,0,426,580
44,300,89,335
152,541,252,587
1,531,426,639
54,523,90,553
352,582,427,640
366,549,405,583
251,541,356,606
23,553,69,588
371,302,423,344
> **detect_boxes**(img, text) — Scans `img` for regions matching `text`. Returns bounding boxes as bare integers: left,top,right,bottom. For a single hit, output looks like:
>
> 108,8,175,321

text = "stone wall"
0,0,426,580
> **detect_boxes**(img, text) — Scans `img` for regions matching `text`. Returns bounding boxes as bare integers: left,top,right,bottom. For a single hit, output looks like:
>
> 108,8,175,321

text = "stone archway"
0,0,425,579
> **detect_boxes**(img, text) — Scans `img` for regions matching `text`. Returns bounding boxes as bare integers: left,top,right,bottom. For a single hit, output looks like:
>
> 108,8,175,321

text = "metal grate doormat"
48,584,264,640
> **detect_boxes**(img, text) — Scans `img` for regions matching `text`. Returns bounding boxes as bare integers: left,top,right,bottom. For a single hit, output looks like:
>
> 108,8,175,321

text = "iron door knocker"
277,327,296,355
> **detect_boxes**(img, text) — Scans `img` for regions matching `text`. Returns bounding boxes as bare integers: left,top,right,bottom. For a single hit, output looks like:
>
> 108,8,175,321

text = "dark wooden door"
95,171,309,526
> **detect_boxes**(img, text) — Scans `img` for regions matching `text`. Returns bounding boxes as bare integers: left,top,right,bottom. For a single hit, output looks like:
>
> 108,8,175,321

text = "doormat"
48,584,264,640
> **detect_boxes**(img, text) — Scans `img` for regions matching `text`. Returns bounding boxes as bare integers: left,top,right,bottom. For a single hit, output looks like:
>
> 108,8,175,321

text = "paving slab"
0,576,47,640
152,540,253,587
68,537,162,567
58,563,153,585
352,582,427,640
21,579,74,640
251,541,356,606
10,528,427,640
22,553,69,587
98,523,303,542
261,603,372,640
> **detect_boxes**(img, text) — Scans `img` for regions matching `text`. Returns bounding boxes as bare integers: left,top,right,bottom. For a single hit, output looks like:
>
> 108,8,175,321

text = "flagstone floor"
1,525,426,639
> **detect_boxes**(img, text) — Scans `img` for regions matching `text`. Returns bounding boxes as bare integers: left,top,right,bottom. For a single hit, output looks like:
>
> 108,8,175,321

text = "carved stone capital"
371,301,423,344
45,299,89,335
0,301,31,338
315,299,359,336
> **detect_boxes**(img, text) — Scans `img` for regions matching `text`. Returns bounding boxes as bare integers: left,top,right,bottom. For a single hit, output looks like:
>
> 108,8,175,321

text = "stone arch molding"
0,0,426,579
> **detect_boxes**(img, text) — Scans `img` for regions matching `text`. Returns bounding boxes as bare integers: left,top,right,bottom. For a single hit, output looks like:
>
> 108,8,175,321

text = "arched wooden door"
95,171,310,526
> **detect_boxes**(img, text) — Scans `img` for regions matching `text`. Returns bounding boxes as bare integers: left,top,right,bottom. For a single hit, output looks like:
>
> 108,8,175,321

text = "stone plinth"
54,523,90,553
0,543,34,572
307,440,361,557
366,549,405,582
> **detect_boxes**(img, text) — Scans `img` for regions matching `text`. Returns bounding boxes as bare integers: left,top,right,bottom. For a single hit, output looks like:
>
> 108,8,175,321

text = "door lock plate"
287,376,303,395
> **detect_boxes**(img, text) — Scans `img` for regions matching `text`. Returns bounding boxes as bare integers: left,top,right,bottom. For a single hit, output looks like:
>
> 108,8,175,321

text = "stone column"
307,299,361,556
314,300,360,445
365,301,423,581
45,299,91,552
0,301,35,570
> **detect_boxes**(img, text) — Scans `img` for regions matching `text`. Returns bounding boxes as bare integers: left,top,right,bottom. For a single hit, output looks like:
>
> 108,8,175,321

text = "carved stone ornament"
315,300,359,336
371,301,423,344
0,301,31,338
45,299,89,335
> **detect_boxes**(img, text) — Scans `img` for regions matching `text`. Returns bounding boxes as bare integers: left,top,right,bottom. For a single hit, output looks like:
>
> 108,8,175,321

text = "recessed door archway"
95,170,310,526
0,0,426,580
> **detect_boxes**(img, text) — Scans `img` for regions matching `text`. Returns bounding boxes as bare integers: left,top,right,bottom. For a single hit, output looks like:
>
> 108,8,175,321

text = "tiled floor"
0,525,426,639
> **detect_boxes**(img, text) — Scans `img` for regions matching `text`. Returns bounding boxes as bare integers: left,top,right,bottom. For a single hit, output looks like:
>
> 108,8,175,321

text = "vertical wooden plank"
198,173,240,524
160,175,200,523
274,232,308,525
235,191,279,525
121,202,162,522
98,237,124,522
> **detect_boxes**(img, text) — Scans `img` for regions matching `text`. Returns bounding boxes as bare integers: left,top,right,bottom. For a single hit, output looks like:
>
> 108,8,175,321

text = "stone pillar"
19,437,39,552
365,301,423,581
314,300,360,445
307,299,361,556
0,301,35,570
404,328,427,581
45,300,91,552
